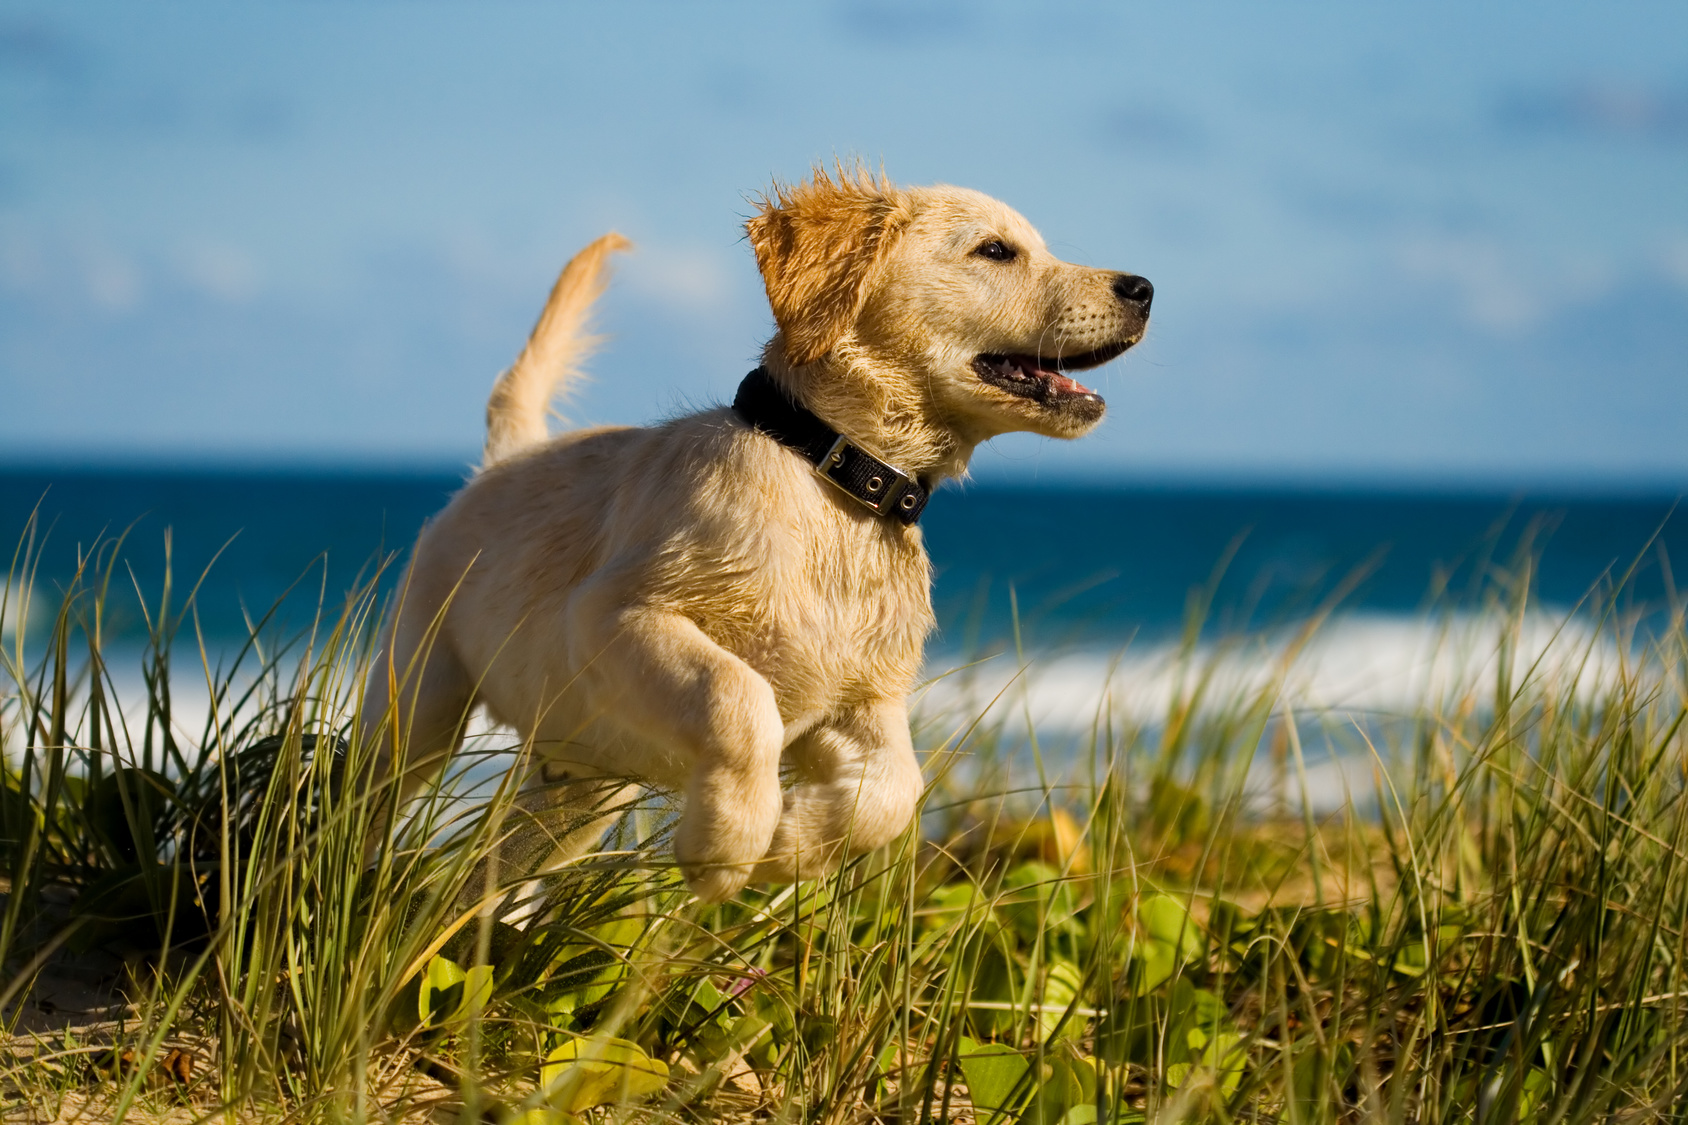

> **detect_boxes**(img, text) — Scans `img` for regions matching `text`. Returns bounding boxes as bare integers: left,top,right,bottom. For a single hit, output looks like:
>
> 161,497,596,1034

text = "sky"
1,0,1685,484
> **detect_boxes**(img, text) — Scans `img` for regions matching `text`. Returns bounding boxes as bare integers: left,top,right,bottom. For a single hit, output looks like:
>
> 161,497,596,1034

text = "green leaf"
753,987,796,1045
1165,978,1229,1064
543,944,624,1011
418,955,492,1027
1139,893,1202,960
541,1036,669,1113
922,881,990,935
1290,911,1355,979
1167,1029,1243,1099
1292,1041,1354,1118
693,976,726,1016
1127,894,1204,996
798,1011,838,1054
1127,937,1178,995
1023,1045,1099,1125
419,955,464,1024
1000,862,1081,940
956,1037,1030,1122
1208,1031,1244,1096
1039,959,1086,1040
967,938,1023,1038
1391,943,1430,977
870,1037,901,1097
733,1014,779,1069
1205,899,1256,960
1519,1067,1551,1117
463,965,493,1011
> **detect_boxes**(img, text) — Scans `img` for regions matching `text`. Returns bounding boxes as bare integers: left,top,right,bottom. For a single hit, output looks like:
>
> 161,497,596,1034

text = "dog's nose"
1112,273,1153,310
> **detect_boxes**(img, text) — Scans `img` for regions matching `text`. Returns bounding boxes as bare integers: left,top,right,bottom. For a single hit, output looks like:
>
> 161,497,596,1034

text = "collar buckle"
815,434,922,519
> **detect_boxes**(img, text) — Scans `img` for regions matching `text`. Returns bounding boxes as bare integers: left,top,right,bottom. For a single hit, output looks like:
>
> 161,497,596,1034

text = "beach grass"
3,523,1688,1123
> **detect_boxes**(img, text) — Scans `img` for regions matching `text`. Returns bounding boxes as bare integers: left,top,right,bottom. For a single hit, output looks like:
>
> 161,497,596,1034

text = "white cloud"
1395,235,1617,335
1397,236,1542,332
0,225,264,312
0,227,45,292
1660,234,1688,290
0,225,144,310
175,241,260,303
619,244,735,317
79,242,142,311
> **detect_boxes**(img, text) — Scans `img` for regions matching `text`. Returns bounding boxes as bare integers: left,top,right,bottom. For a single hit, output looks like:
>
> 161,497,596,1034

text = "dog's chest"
737,524,934,708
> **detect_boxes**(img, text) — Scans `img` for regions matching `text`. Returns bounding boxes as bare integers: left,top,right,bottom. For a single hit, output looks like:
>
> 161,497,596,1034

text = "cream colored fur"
360,168,1149,902
482,231,631,466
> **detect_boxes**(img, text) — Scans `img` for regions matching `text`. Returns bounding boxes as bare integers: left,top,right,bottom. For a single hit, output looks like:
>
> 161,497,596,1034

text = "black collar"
732,367,931,525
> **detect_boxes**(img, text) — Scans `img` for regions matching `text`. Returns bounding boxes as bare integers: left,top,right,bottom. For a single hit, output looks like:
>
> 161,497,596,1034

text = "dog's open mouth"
971,339,1133,407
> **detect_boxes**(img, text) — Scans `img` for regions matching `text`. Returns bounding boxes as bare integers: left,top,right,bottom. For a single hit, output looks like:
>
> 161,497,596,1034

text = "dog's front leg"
752,698,923,885
569,589,785,902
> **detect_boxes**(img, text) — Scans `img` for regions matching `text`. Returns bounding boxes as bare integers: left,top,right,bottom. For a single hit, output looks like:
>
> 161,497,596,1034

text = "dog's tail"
482,231,632,468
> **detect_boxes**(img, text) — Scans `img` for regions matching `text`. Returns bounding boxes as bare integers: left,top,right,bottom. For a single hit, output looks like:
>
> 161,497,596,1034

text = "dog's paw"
679,858,755,903
674,767,782,902
674,819,770,902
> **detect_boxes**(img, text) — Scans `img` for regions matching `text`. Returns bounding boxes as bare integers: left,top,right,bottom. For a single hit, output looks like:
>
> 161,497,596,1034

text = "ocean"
4,466,1683,808
3,465,1682,647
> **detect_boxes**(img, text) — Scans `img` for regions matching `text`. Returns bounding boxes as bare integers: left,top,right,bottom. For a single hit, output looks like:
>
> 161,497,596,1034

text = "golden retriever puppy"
360,167,1151,901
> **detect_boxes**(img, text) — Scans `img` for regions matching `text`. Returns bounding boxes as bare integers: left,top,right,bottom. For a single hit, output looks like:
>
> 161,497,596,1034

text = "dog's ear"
747,166,910,367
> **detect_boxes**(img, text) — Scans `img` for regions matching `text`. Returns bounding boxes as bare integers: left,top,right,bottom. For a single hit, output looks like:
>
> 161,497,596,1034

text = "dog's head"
747,167,1150,461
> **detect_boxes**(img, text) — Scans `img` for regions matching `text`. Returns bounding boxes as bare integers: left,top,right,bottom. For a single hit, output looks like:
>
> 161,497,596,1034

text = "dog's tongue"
1031,360,1095,396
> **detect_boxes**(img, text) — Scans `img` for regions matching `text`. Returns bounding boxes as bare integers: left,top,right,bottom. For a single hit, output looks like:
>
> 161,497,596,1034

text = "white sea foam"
915,609,1622,736
2,646,490,758
0,580,31,645
913,610,1634,811
3,610,1640,816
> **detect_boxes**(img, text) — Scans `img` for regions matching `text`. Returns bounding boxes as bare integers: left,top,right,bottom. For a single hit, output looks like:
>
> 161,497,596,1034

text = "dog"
358,166,1151,902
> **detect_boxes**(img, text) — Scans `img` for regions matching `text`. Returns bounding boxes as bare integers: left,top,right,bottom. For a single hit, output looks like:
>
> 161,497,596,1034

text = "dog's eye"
973,239,1016,262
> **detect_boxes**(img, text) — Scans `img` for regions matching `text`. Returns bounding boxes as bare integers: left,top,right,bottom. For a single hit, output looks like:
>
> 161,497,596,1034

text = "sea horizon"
5,461,1684,663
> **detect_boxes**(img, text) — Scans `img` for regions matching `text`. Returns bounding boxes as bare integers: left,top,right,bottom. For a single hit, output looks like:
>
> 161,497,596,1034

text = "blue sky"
1,1,1685,483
